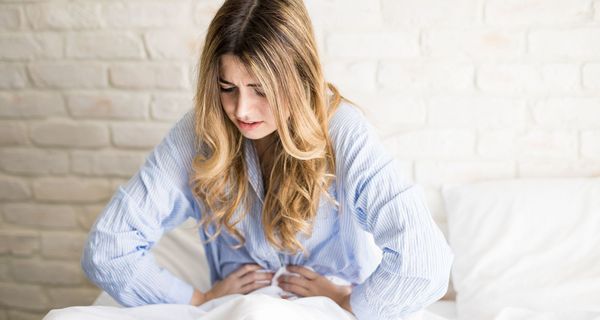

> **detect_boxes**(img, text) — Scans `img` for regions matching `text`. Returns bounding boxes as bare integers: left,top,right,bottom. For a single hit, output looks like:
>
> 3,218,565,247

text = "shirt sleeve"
81,110,201,306
331,105,454,320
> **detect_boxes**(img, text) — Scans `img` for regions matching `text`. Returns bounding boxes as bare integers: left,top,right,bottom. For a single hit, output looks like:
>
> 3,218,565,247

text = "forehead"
219,54,255,81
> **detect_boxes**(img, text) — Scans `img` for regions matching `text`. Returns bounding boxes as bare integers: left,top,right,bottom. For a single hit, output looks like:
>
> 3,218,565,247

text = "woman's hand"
277,265,353,313
190,264,274,306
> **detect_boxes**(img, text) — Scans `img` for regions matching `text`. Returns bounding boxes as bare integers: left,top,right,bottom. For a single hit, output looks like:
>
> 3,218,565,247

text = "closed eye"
219,86,235,93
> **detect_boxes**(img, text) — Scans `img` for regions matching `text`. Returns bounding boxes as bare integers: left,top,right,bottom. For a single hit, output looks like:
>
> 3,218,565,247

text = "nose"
234,90,253,121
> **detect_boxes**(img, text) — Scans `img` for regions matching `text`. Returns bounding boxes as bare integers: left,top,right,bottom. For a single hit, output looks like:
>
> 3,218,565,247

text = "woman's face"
219,54,277,141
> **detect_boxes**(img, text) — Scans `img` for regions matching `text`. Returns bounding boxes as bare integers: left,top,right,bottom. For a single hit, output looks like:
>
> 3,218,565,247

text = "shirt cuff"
164,275,194,305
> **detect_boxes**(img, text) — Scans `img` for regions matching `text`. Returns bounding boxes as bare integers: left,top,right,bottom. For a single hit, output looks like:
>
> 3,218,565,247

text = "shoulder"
328,101,368,135
327,101,375,154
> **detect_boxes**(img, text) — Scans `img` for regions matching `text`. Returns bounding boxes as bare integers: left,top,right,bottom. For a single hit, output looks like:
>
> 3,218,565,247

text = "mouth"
237,120,263,131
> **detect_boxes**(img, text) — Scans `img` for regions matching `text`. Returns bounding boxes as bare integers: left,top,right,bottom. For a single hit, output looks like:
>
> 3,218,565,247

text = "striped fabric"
81,103,454,320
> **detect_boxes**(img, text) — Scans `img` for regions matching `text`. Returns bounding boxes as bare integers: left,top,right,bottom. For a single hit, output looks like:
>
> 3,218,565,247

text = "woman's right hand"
191,264,274,306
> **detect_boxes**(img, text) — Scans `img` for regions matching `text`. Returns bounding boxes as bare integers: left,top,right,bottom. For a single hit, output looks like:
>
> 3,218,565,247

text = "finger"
279,282,310,297
239,270,274,286
240,280,271,294
277,275,309,288
232,264,262,278
286,265,318,280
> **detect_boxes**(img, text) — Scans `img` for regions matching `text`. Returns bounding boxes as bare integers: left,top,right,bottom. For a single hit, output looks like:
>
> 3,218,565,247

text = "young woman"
65,0,453,319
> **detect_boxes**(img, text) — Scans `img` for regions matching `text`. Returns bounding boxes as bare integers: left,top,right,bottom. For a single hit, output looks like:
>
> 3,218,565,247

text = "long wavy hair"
191,0,343,253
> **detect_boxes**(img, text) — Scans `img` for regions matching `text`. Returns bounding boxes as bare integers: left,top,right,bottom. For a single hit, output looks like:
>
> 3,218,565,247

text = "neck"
254,132,278,162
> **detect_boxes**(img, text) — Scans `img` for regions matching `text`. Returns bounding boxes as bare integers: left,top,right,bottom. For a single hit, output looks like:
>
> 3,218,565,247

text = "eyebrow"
218,78,261,87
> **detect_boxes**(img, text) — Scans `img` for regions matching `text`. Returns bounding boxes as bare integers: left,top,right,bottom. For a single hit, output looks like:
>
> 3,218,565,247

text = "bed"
87,177,599,320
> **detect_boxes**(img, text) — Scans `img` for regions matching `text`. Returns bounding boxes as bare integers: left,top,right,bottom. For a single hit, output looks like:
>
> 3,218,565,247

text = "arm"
81,111,201,306
332,106,454,319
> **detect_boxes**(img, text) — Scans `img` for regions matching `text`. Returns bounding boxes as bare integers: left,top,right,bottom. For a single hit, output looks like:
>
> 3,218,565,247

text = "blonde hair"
191,0,343,253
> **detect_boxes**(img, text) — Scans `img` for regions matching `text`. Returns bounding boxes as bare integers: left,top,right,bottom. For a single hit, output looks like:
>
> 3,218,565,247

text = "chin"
240,130,269,140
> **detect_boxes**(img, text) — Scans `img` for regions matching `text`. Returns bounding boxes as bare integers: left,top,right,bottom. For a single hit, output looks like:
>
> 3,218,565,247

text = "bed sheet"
46,288,455,320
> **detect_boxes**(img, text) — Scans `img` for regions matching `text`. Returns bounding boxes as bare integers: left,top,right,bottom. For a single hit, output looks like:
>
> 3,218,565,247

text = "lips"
237,120,263,131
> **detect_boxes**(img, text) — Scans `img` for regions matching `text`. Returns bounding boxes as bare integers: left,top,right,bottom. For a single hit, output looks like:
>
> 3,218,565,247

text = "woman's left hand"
277,265,353,313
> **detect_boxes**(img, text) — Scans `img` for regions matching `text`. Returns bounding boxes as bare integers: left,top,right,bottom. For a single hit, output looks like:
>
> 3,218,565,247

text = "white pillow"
442,178,600,320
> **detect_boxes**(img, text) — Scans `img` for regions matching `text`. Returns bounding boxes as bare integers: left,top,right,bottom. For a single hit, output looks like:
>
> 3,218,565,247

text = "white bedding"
46,286,441,320
443,178,600,320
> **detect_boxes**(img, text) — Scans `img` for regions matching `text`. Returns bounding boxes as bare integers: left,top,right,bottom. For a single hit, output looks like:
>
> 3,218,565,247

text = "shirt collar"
244,138,264,203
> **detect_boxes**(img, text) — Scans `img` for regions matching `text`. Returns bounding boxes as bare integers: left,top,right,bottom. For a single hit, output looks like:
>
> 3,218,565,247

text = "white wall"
0,0,599,318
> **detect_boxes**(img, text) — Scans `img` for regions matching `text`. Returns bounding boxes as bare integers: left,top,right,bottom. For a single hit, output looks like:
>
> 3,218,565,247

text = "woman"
71,0,453,319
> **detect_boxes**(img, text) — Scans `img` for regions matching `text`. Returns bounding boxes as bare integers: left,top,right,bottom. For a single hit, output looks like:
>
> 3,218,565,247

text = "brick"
29,63,107,89
518,130,579,160
0,91,65,118
350,94,426,138
387,129,476,159
478,64,540,94
428,97,527,129
0,258,9,281
326,31,419,59
0,149,68,175
518,160,600,178
0,230,38,256
378,62,475,93
305,0,383,31
0,6,21,30
0,176,30,201
582,130,600,159
67,32,145,59
150,93,193,121
381,0,478,27
111,122,172,149
30,121,109,148
0,122,28,146
33,177,112,203
11,259,84,285
583,63,600,89
71,150,145,177
2,203,78,229
485,0,592,25
110,63,190,89
101,1,191,28
0,64,27,88
540,64,581,94
322,60,377,93
0,33,62,61
193,1,224,31
478,129,518,159
533,98,600,129
41,232,87,260
77,204,104,230
144,29,202,60
530,29,600,60
0,283,49,311
424,29,525,60
416,160,515,187
48,287,99,308
66,92,149,120
479,129,579,161
25,2,101,30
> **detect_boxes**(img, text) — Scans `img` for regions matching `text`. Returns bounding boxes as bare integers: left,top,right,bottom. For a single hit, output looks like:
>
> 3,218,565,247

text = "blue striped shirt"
81,103,453,320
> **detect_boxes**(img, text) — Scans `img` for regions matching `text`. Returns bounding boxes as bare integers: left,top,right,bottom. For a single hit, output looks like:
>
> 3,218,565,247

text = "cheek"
220,95,235,115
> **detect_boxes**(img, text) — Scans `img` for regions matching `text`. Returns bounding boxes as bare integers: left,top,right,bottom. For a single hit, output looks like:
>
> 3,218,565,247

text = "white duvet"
43,285,438,320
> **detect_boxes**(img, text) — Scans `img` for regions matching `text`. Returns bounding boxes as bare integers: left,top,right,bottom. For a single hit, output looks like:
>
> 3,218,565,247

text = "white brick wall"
1,0,599,317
